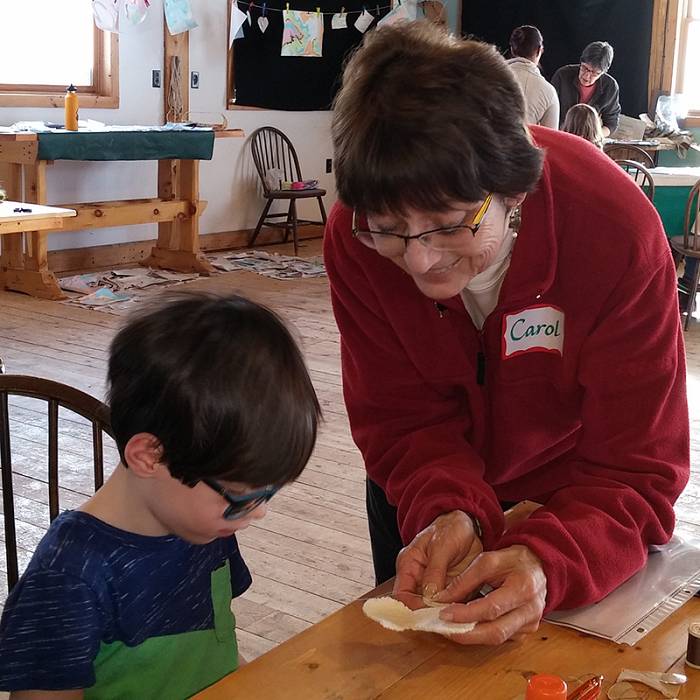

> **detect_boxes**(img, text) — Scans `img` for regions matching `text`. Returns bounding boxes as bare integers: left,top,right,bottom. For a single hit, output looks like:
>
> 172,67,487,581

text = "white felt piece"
362,597,476,635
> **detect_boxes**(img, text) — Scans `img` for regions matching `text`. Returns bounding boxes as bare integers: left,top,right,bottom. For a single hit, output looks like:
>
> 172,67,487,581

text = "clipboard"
545,533,700,645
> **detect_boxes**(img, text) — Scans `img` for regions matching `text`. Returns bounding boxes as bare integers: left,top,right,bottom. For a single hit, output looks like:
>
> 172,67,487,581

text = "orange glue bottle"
525,674,568,699
64,85,79,131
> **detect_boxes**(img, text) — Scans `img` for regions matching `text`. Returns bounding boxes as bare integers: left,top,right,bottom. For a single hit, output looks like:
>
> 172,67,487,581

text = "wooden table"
0,200,76,235
195,583,700,699
0,128,244,300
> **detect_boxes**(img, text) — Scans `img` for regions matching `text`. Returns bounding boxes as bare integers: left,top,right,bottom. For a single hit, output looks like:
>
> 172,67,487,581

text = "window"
676,0,700,120
0,1,118,108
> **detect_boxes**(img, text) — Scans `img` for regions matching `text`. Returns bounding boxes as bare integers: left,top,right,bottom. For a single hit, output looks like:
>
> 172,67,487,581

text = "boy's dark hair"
580,41,614,73
509,25,543,59
332,22,544,216
108,292,321,487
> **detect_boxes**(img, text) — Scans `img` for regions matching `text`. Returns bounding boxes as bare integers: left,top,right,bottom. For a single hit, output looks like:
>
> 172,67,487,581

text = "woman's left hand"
432,545,547,645
392,510,482,609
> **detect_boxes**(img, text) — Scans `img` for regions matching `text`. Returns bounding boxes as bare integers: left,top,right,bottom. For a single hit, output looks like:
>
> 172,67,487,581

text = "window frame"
0,25,119,109
226,1,261,110
675,0,700,122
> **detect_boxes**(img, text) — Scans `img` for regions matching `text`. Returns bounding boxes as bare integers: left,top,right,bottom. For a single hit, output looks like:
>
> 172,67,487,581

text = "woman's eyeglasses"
202,477,279,521
352,194,493,257
579,63,604,79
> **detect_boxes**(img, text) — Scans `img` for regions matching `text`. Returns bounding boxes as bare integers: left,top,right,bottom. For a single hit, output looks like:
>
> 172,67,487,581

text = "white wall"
0,1,336,252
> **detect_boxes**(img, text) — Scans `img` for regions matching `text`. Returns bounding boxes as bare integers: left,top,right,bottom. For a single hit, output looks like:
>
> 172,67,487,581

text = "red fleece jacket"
324,126,689,612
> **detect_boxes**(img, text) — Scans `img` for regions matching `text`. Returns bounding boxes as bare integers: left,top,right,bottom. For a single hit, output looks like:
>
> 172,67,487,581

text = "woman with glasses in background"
551,41,621,136
324,23,687,648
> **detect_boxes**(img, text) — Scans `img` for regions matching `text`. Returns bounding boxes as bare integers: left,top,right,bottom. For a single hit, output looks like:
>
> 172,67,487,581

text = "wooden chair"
670,180,700,330
249,126,327,256
615,160,655,203
604,143,655,168
0,374,112,591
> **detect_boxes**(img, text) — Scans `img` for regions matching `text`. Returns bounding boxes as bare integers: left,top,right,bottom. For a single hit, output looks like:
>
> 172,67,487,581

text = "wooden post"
155,159,180,250
25,161,48,271
0,162,25,285
0,163,24,271
178,159,205,261
11,160,65,299
142,158,213,274
164,31,189,123
648,0,682,114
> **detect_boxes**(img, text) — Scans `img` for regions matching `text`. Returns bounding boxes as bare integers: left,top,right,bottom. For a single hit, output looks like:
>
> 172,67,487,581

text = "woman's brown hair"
332,22,544,215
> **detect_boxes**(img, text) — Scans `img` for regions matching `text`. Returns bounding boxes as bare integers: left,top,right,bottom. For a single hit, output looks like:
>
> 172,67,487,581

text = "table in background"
195,581,700,699
606,138,700,166
0,128,244,299
649,166,700,237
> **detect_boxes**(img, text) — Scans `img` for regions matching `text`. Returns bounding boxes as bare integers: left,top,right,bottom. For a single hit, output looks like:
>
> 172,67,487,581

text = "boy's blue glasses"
202,477,279,520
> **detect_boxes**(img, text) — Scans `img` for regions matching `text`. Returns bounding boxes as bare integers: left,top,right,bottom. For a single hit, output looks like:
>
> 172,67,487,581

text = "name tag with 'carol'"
502,305,564,359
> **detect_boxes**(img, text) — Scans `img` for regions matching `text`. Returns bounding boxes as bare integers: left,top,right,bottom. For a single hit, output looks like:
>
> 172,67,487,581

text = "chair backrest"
0,374,113,591
615,159,655,203
683,179,700,251
250,126,303,194
604,143,655,168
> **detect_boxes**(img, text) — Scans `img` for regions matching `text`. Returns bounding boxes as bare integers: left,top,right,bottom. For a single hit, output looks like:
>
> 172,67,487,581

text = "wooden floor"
1,238,700,664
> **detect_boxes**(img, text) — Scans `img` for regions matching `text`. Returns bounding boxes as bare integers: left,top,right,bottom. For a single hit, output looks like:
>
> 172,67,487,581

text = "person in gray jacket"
506,26,559,129
551,41,621,136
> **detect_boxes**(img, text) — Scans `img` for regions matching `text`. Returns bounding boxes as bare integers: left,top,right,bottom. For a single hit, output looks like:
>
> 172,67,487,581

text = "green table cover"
654,185,695,238
36,129,214,161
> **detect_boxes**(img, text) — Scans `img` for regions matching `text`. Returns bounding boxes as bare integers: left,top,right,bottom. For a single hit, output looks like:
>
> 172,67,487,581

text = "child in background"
562,103,605,150
0,292,321,699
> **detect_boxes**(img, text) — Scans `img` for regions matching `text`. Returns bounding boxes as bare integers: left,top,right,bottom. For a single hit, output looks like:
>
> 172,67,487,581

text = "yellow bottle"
64,84,79,131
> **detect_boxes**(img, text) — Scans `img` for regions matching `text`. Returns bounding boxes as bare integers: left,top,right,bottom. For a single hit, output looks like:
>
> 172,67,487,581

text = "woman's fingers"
393,530,431,599
446,605,542,646
421,511,480,598
394,511,480,601
432,545,547,646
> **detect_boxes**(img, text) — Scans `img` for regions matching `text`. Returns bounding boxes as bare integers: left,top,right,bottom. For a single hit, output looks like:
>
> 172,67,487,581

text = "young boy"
0,292,321,699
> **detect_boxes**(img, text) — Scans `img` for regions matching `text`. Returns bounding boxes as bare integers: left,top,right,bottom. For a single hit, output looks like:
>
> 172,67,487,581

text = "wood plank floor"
1,238,700,664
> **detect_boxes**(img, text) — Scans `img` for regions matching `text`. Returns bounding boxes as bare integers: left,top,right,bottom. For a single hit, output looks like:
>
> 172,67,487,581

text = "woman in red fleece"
325,22,689,646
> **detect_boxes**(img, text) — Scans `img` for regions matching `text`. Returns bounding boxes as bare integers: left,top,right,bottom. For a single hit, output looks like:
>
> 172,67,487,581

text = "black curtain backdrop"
461,0,653,119
234,1,388,110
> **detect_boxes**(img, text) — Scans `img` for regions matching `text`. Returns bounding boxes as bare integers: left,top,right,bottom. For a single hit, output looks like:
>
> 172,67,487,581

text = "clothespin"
262,2,266,15
341,5,345,13
375,3,379,14
316,6,320,15
286,2,289,9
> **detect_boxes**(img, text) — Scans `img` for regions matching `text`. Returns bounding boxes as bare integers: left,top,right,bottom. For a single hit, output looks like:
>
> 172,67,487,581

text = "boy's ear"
123,433,165,479
503,192,527,209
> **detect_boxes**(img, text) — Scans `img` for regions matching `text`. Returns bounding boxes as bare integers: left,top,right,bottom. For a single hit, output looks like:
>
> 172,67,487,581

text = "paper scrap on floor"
57,251,325,313
75,288,132,307
207,250,325,279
